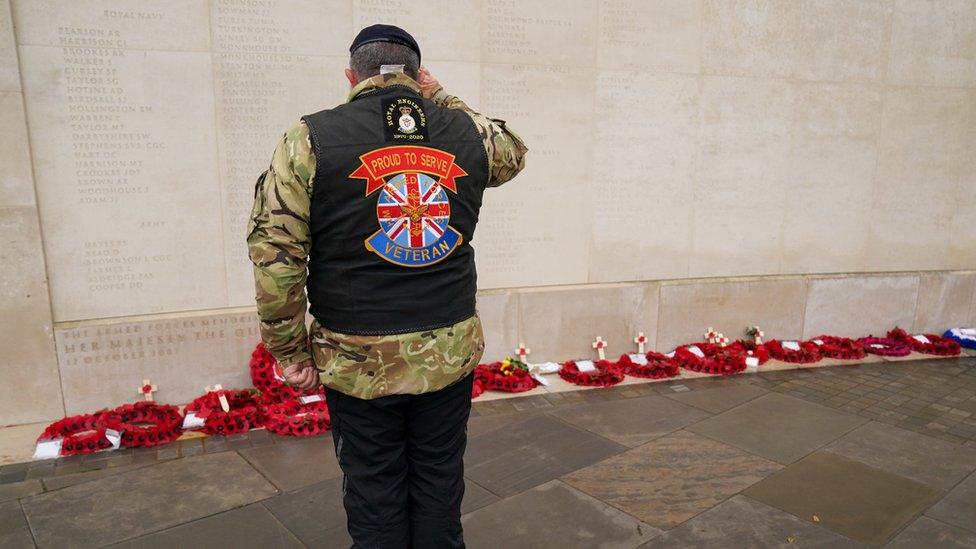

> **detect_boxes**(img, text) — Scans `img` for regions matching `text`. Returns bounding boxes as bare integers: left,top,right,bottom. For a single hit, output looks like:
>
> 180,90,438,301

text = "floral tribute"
37,412,124,456
765,340,822,364
475,357,538,393
249,343,323,402
729,340,770,365
262,399,331,437
559,359,626,387
673,343,747,376
944,328,976,350
887,327,961,356
471,378,486,399
809,335,866,360
856,336,911,357
617,351,679,379
110,401,183,448
184,388,264,435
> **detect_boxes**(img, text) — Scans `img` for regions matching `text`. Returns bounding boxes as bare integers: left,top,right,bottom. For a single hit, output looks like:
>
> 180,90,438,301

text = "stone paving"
2,356,976,547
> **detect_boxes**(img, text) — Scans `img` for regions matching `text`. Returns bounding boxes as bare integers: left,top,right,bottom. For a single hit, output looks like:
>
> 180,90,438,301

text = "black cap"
349,24,421,65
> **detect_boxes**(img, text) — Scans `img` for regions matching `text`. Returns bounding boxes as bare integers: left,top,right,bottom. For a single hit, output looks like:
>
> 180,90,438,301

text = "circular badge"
376,172,451,249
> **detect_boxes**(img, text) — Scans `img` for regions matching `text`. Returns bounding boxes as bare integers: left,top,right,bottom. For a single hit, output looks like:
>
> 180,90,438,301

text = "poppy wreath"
944,329,976,350
809,335,866,361
856,336,911,357
184,388,265,435
110,401,183,448
729,340,771,365
765,340,822,364
616,352,679,379
263,399,331,437
887,327,961,356
559,360,626,387
474,357,539,393
249,343,321,403
471,378,485,399
673,343,747,376
38,412,125,456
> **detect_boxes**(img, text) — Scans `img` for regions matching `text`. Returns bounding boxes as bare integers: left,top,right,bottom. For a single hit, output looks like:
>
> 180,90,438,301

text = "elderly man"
247,24,527,548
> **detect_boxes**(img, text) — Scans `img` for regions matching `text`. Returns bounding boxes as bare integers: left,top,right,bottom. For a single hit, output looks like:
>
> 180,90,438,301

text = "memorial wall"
1,0,974,424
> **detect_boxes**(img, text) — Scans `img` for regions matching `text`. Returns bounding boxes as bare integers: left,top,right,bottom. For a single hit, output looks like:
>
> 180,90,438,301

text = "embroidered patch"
350,146,468,267
383,97,428,142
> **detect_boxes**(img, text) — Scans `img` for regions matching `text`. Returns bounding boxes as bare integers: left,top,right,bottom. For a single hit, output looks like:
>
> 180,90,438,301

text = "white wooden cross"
207,384,231,412
704,327,718,344
715,334,730,347
592,336,607,361
634,332,647,354
749,326,764,345
516,342,531,363
138,379,157,402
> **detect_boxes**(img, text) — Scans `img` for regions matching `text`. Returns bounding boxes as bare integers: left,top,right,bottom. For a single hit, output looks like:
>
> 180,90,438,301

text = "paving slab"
0,478,42,503
467,412,525,437
926,471,976,532
22,452,279,548
42,462,155,491
640,495,861,548
826,421,976,490
262,476,351,548
465,414,626,497
110,504,303,548
744,452,939,546
462,480,658,549
664,383,768,414
886,516,976,548
239,435,341,492
0,500,33,548
462,478,500,514
551,395,710,447
563,430,781,530
688,392,867,464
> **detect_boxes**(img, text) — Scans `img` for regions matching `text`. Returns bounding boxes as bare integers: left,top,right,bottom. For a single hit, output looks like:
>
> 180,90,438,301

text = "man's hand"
283,359,320,391
417,66,441,99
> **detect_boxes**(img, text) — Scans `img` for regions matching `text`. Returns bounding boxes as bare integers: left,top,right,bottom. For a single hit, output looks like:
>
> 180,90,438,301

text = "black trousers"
326,373,473,549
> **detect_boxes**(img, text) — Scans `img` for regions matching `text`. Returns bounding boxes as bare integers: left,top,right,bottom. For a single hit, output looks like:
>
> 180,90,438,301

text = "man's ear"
345,68,358,87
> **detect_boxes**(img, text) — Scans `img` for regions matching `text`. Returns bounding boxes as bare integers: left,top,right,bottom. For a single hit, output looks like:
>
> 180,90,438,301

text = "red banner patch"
349,146,468,196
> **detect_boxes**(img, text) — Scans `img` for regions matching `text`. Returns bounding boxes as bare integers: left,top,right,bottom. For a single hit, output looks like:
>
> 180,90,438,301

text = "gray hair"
350,42,420,80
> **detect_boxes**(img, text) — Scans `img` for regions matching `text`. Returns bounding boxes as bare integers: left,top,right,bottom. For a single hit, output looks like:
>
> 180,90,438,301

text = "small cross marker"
592,336,607,361
704,327,718,344
634,332,647,354
517,342,530,363
715,334,730,347
138,379,157,402
206,384,231,412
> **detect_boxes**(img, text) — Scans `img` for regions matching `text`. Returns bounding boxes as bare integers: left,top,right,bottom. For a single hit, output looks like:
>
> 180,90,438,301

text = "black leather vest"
302,85,488,335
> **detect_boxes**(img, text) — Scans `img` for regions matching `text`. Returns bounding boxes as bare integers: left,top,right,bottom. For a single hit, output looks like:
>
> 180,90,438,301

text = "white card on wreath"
182,412,206,429
782,341,801,351
299,394,324,404
665,351,676,358
870,344,885,349
531,373,550,386
960,328,976,336
105,429,122,450
576,360,597,372
812,339,824,346
34,439,62,460
628,353,649,366
687,345,705,358
912,335,931,344
745,356,760,368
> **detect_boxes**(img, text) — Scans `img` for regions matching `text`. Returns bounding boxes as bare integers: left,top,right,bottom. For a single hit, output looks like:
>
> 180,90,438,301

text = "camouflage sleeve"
246,122,316,367
432,88,528,187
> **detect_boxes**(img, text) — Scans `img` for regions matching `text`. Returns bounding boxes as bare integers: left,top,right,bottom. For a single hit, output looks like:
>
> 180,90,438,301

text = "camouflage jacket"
247,73,528,399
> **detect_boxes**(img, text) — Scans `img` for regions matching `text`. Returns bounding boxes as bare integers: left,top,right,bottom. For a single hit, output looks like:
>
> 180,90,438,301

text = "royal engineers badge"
350,146,468,267
383,97,428,142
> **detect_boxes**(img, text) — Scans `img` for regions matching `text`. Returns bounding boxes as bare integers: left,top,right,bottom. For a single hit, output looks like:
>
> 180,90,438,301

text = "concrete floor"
2,356,976,548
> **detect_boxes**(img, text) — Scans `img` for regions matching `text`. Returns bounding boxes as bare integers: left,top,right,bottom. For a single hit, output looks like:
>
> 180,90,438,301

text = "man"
247,24,527,548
